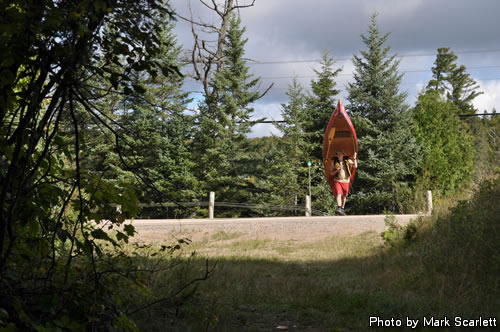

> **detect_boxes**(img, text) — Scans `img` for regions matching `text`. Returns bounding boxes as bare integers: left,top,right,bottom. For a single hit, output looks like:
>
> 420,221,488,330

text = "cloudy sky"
170,0,500,137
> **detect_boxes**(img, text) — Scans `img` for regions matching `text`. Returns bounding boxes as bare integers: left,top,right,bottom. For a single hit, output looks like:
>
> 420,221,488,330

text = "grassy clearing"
132,234,497,331
129,179,499,331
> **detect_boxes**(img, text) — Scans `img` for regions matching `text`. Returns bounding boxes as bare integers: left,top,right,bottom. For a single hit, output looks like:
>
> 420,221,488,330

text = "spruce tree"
272,78,338,215
346,13,421,213
275,78,309,207
305,50,342,160
304,51,342,215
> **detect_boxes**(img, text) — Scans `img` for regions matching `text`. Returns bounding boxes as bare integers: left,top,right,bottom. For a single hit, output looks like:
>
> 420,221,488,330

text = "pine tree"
447,64,483,114
427,47,483,114
346,13,421,213
426,47,457,93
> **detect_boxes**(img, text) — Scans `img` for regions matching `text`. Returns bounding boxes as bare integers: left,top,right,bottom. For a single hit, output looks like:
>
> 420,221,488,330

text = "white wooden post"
426,190,433,215
305,195,311,217
209,191,215,219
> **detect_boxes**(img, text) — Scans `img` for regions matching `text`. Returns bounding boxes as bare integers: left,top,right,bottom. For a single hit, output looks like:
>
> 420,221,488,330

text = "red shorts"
333,181,350,197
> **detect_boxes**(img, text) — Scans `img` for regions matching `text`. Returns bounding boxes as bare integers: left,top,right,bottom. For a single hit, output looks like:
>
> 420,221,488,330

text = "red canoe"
322,99,358,191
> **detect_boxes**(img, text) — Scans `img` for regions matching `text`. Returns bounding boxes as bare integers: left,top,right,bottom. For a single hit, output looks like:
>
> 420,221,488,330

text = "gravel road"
130,214,421,243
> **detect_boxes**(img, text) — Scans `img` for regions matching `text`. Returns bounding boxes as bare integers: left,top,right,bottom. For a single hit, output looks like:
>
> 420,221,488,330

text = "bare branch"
199,0,216,11
234,0,255,10
126,259,217,317
257,82,275,99
176,13,219,30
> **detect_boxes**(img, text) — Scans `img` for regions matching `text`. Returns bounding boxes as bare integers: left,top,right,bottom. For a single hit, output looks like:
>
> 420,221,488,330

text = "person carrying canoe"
331,151,357,215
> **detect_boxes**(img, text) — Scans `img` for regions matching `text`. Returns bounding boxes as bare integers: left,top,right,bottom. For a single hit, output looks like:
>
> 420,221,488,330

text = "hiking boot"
336,207,345,216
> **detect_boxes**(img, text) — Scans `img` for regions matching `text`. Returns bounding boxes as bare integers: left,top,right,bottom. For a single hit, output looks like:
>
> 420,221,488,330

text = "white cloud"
248,122,282,138
248,102,283,137
474,80,500,112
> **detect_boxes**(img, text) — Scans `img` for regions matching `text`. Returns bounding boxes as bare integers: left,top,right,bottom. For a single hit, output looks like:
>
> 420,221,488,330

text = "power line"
459,113,499,118
186,75,500,93
245,48,500,65
183,65,500,82
257,66,500,80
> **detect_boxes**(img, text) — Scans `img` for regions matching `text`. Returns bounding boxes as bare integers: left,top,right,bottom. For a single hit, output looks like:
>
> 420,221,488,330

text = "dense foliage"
412,90,476,195
304,52,343,215
0,1,211,329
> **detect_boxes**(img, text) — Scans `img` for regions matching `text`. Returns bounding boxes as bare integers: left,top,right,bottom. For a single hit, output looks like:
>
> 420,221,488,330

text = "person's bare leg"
341,195,347,208
336,194,343,207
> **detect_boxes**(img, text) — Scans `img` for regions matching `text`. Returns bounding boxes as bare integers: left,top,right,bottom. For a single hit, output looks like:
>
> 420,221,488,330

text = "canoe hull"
323,99,358,192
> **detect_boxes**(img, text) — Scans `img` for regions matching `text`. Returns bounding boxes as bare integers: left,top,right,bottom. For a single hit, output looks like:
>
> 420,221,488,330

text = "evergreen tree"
427,47,457,93
121,22,196,208
346,13,421,213
427,47,483,114
303,51,342,215
305,50,342,160
193,15,264,216
275,78,309,207
80,22,197,215
447,64,483,114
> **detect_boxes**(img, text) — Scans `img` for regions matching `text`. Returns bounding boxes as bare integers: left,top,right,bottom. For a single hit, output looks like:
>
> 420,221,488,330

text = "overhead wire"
244,48,500,65
179,48,500,123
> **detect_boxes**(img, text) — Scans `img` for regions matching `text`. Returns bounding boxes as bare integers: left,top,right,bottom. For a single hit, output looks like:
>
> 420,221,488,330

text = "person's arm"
353,152,358,168
331,161,340,176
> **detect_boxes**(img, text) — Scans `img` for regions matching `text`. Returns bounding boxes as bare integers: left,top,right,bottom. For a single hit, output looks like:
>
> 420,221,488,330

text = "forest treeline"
69,11,497,218
0,1,498,330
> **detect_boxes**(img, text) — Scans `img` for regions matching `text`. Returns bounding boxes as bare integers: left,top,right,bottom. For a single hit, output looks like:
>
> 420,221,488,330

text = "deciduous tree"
412,91,476,195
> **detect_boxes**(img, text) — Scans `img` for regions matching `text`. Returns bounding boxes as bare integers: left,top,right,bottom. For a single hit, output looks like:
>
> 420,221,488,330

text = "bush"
381,213,422,247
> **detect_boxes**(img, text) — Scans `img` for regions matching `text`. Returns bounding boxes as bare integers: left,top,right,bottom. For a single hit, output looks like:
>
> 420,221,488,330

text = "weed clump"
381,213,422,247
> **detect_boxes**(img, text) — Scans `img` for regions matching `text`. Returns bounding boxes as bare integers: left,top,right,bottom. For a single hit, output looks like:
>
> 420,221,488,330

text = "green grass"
130,231,497,331
129,179,499,331
210,230,243,241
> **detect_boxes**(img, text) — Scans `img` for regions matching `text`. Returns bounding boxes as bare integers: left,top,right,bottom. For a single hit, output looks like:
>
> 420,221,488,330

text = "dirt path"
130,214,421,244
